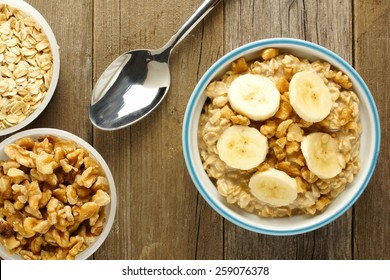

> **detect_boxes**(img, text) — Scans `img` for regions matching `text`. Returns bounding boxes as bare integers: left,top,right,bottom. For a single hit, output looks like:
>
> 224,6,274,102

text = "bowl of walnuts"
182,38,380,235
0,128,116,259
0,0,60,135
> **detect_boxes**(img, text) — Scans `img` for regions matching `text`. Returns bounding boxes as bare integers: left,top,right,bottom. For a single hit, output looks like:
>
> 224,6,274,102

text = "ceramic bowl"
0,0,60,136
182,38,380,235
0,128,116,259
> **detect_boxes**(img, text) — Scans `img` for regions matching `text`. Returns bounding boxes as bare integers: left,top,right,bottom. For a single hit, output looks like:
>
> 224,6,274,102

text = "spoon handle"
163,0,222,52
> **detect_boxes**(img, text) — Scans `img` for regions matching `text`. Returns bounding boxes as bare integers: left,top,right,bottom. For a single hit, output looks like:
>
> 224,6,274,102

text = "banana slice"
249,168,298,207
301,132,344,179
228,74,280,121
217,125,268,170
289,71,332,122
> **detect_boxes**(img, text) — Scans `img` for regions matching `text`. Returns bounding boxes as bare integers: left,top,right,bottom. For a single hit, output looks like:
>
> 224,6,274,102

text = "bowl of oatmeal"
0,0,60,135
182,38,380,235
0,128,116,259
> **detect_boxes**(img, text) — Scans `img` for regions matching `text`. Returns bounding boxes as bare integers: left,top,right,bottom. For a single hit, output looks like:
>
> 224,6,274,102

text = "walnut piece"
0,135,111,260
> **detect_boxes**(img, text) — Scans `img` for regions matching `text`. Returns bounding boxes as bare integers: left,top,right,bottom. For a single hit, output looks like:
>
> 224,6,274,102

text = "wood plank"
353,0,390,260
92,0,123,260
223,0,353,260
192,2,225,260
92,0,218,259
25,0,93,140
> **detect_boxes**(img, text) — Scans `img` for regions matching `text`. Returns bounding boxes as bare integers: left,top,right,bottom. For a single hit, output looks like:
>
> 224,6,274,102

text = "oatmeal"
0,4,53,129
198,48,361,217
0,136,111,259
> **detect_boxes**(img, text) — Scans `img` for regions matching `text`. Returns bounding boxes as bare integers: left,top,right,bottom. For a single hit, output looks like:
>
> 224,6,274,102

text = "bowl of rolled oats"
0,128,116,259
0,0,60,135
183,38,380,235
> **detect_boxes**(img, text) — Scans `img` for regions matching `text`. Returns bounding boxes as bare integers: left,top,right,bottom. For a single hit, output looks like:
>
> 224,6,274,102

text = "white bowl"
182,38,380,235
0,0,60,136
0,128,116,259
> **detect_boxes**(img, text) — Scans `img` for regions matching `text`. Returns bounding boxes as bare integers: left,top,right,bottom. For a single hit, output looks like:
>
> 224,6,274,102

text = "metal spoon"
89,0,222,130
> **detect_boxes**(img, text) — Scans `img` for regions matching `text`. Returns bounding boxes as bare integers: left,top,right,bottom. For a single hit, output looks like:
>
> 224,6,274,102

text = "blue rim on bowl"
182,38,380,235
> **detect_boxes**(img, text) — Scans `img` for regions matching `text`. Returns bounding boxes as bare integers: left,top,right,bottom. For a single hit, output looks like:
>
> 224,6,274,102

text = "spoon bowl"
90,0,221,130
90,49,170,129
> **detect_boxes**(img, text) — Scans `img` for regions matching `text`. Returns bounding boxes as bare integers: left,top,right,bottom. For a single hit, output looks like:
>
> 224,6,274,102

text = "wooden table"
3,0,388,260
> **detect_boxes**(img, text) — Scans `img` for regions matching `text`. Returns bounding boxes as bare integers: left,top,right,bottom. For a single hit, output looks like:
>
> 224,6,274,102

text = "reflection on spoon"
89,0,222,130
90,51,170,129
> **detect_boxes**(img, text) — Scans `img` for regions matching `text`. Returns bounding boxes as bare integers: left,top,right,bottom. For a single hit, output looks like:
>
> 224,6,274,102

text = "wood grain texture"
92,0,210,260
189,1,225,260
24,0,93,139
354,0,390,260
1,0,388,260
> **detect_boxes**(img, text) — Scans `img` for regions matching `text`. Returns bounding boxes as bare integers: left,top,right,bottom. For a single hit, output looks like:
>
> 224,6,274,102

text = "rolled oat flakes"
0,4,53,130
